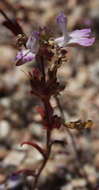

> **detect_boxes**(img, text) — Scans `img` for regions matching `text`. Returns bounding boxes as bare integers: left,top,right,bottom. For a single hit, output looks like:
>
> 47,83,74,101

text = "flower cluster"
14,13,95,66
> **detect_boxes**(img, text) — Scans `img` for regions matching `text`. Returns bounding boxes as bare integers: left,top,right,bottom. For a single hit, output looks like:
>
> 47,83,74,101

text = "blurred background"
0,0,99,190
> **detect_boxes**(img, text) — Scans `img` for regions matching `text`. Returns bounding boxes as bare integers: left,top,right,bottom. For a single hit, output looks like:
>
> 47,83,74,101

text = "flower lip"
69,28,92,38
15,49,35,66
56,13,67,24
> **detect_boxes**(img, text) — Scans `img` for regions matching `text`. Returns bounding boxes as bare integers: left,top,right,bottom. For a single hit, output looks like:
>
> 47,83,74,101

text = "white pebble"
0,120,10,139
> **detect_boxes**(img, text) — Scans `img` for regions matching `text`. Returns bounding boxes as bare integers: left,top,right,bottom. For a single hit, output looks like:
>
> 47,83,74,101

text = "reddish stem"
32,100,52,190
32,130,51,190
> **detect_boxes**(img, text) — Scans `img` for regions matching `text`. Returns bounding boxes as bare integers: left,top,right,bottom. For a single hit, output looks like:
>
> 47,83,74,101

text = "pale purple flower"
15,30,39,66
55,13,95,47
0,175,22,190
7,175,22,189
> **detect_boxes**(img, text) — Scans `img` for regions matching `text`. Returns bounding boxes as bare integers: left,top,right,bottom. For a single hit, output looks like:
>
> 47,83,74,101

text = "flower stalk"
0,10,95,190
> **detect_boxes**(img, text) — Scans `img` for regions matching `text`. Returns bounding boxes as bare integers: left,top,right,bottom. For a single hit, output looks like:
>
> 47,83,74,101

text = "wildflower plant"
0,10,95,190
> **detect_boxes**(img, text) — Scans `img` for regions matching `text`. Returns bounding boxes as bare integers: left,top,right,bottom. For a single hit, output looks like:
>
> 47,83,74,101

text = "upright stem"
40,55,45,83
32,157,47,190
46,130,51,149
32,100,51,190
36,54,45,83
32,130,51,190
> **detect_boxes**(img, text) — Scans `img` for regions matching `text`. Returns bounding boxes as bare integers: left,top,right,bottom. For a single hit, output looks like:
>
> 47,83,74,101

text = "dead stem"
56,96,92,189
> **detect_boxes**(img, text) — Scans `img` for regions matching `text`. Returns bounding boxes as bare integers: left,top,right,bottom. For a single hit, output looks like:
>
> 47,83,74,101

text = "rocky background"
0,0,99,189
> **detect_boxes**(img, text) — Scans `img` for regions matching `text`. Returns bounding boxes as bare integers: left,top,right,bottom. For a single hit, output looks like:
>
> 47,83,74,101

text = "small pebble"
0,174,6,184
0,120,11,139
3,151,25,166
